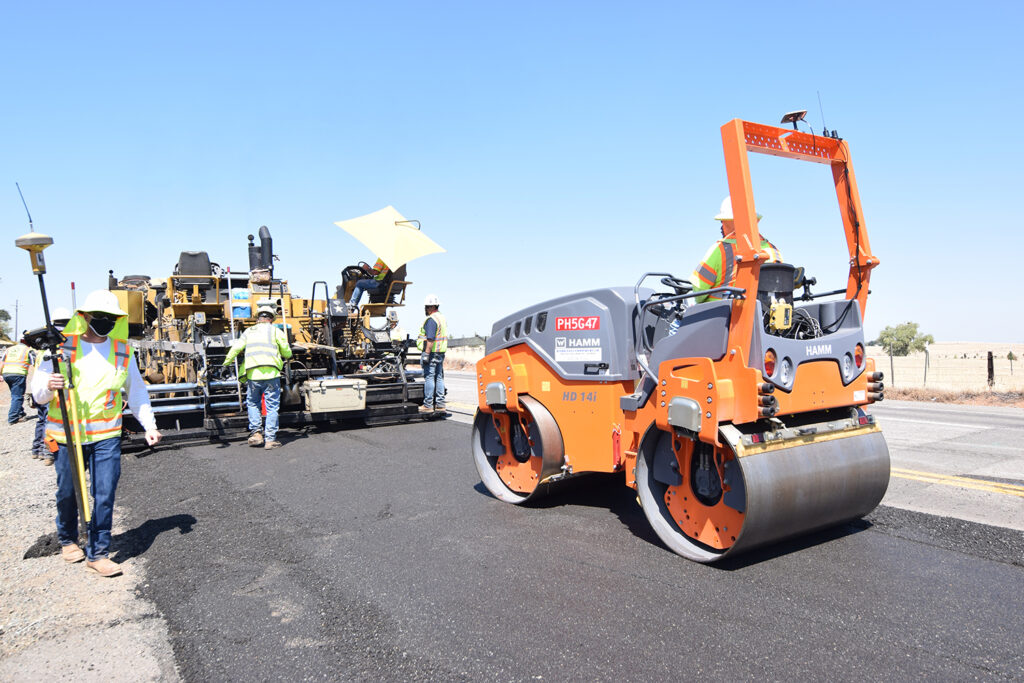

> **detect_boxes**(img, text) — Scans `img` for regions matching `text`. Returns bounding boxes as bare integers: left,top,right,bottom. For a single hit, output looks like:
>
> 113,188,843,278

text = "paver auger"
472,118,889,562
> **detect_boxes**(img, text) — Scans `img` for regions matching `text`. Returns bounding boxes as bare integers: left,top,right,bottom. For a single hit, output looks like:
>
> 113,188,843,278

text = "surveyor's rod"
226,267,242,408
34,273,91,527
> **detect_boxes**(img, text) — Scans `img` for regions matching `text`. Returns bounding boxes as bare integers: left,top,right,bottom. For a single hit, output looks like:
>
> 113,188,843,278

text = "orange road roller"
472,118,889,562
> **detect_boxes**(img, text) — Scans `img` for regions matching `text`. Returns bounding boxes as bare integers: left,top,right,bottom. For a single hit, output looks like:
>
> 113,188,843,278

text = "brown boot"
61,544,85,564
85,557,123,577
264,440,282,450
247,431,264,447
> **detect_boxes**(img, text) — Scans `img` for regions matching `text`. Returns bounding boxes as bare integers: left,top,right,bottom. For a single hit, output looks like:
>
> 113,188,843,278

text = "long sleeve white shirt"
30,338,157,432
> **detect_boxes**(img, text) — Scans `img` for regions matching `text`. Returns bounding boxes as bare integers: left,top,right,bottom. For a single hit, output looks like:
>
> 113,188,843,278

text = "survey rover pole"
15,231,92,529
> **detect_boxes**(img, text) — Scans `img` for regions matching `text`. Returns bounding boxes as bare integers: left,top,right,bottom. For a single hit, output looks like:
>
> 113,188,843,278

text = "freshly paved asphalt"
117,416,1024,681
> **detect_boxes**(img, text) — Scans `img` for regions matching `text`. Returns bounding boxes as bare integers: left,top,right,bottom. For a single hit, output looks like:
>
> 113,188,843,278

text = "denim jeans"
55,437,121,560
247,377,281,441
4,374,27,423
348,278,383,306
423,352,445,409
33,404,49,455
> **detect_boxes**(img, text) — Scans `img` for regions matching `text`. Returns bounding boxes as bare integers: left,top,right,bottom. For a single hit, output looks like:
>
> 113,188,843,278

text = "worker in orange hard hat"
690,196,782,304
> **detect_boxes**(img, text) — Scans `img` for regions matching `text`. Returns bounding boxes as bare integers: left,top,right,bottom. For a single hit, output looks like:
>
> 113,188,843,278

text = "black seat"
368,264,408,304
175,251,212,287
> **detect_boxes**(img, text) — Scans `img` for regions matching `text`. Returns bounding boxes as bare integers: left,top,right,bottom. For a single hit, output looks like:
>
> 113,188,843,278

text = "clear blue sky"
2,1,1021,342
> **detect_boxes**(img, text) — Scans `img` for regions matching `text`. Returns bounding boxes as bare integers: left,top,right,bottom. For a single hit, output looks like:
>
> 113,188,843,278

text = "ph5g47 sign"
555,316,600,331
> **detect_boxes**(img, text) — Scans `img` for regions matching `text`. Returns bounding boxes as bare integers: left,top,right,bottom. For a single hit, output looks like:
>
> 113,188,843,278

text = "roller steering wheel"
660,275,693,296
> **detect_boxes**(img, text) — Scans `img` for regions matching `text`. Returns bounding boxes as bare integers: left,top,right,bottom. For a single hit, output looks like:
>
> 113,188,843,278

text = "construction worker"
30,307,73,465
387,309,405,343
690,196,783,304
347,257,391,311
417,294,448,414
30,290,161,577
2,333,35,424
222,301,292,449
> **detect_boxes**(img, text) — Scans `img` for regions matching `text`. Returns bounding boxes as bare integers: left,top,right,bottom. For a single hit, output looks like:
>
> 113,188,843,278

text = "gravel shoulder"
0,388,180,681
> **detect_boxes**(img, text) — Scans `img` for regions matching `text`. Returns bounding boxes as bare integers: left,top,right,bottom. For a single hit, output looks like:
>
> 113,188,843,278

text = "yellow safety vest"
692,235,783,302
417,312,448,353
372,258,390,282
242,323,285,373
1,344,31,375
46,335,132,444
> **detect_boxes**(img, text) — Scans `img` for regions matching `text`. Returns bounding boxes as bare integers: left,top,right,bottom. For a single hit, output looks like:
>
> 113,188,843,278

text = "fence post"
987,351,994,387
923,343,929,386
889,344,895,387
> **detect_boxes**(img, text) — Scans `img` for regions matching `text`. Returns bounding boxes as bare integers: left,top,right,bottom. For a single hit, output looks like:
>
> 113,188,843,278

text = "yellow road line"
891,467,1024,498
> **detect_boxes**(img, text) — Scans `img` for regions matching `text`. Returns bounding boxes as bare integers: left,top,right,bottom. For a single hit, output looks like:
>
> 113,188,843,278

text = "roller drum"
637,424,890,563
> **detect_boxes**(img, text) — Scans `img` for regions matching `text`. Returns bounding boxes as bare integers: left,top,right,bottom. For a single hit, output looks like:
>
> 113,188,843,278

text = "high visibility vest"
417,312,448,353
1,344,31,376
372,258,390,282
46,335,132,444
692,235,783,302
242,323,285,373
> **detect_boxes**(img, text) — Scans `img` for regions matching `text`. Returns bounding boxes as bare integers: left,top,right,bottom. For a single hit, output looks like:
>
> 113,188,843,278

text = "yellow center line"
891,467,1024,498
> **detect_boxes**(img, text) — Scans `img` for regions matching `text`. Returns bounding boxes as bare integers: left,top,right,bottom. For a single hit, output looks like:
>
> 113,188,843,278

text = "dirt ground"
887,387,1024,410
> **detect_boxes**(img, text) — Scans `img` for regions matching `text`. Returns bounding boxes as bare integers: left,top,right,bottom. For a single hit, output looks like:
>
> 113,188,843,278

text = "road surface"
113,387,1024,680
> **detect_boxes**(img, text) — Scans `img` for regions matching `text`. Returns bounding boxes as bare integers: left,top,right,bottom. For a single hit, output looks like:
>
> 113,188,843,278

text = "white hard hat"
714,196,762,222
386,309,399,322
256,301,277,318
51,307,73,323
78,290,127,316
423,294,440,307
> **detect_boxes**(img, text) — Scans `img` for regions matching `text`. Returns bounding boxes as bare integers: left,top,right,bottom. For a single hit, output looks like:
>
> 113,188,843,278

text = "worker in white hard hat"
1,331,35,424
29,306,73,465
416,294,448,414
31,290,162,577
386,309,405,343
690,196,783,304
222,301,293,449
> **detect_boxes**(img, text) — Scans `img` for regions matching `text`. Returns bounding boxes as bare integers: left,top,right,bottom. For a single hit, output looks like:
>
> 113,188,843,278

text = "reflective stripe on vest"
1,344,31,375
243,324,283,371
45,335,130,444
701,236,782,301
416,312,448,353
373,257,389,282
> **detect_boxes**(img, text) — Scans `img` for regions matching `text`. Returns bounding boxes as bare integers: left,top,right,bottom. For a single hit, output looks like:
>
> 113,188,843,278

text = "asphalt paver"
117,420,1024,680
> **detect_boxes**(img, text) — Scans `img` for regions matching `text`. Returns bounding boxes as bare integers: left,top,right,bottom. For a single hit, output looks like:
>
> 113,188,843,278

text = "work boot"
434,404,447,413
85,557,123,577
31,451,42,460
264,440,282,450
61,544,85,564
247,431,264,447
418,405,433,414
42,456,54,466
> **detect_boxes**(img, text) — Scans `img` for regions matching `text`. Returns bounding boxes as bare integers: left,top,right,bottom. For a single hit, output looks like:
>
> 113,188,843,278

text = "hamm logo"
805,344,833,357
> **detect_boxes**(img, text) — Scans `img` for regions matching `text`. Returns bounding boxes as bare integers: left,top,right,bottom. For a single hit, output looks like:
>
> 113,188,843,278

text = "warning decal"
554,336,602,362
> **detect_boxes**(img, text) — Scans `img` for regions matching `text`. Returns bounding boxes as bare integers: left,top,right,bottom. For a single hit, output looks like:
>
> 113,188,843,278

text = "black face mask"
88,317,117,337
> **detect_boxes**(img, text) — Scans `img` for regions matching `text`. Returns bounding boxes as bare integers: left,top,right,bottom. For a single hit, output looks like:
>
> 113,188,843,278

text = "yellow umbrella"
334,206,445,269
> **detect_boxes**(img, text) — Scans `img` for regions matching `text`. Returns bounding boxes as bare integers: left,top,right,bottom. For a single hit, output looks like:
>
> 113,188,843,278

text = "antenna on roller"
15,182,33,231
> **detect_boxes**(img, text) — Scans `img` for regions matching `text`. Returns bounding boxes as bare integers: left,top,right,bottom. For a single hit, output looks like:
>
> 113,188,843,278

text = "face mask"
88,317,117,337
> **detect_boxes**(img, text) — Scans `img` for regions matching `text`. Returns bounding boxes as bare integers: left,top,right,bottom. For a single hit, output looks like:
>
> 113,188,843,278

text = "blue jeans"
33,403,49,456
247,377,281,442
348,278,383,306
4,374,27,423
423,352,445,408
55,437,121,560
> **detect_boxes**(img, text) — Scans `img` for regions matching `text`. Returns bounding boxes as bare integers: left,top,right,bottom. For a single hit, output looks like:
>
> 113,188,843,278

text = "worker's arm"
689,241,723,304
422,317,437,356
222,335,246,365
275,330,293,360
123,352,160,444
30,356,60,405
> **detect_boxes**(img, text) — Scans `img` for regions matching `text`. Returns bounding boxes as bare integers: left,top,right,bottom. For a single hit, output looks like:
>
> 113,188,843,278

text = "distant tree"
1009,351,1017,375
875,322,934,357
0,308,10,337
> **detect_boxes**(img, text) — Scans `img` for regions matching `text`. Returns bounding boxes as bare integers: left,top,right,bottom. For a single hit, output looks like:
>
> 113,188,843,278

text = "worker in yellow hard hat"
690,196,783,304
31,290,162,577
